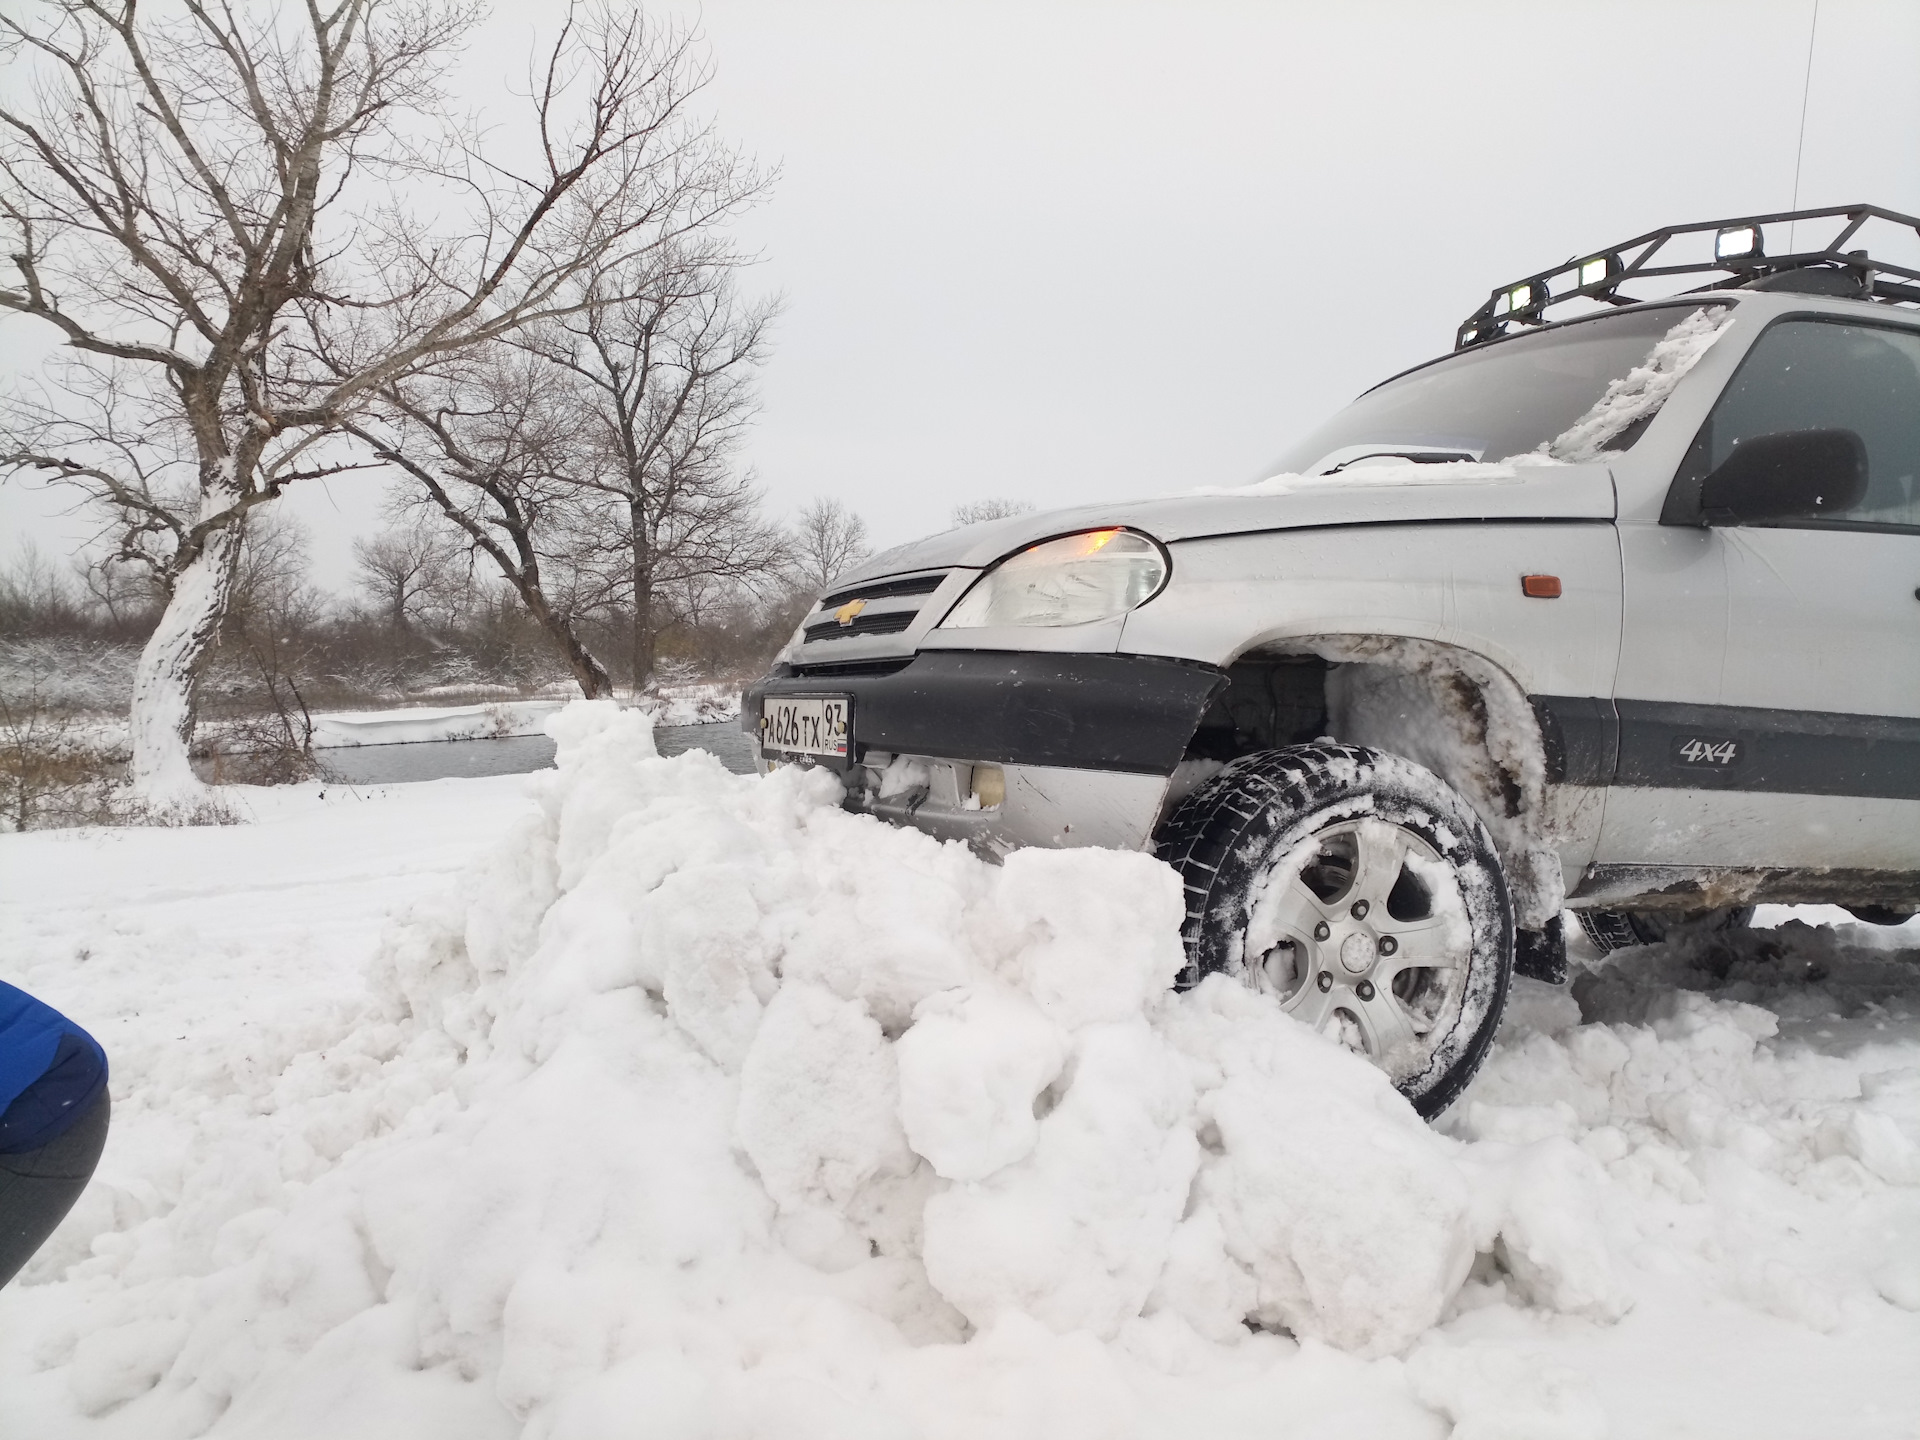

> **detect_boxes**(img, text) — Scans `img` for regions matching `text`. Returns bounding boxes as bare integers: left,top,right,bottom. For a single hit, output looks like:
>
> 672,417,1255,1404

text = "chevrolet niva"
746,206,1920,1115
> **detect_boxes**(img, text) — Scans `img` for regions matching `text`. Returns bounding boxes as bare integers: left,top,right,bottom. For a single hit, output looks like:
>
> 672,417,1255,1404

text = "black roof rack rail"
1455,204,1920,351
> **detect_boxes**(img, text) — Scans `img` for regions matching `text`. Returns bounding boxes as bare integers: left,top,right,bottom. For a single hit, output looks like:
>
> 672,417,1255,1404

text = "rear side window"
1681,318,1920,532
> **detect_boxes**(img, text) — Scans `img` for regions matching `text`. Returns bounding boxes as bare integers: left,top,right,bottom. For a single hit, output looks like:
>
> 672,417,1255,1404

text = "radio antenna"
1788,0,1820,250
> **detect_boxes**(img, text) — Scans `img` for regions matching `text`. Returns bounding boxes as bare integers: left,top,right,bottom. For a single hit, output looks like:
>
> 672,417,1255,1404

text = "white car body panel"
760,289,1920,913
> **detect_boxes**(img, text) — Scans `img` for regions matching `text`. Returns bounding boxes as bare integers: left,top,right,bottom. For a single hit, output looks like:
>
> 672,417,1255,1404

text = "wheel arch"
1187,632,1568,928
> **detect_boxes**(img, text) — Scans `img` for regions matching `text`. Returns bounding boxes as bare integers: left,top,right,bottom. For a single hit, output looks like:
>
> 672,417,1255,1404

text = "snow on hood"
840,456,1614,584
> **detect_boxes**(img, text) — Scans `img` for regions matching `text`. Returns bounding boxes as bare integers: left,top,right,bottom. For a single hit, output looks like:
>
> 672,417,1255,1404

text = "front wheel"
1155,744,1515,1118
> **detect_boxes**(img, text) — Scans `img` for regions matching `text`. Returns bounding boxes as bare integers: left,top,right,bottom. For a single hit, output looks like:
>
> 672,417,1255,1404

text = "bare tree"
217,509,322,774
788,498,870,591
531,260,782,689
951,497,1035,526
353,527,461,635
348,350,616,697
0,0,762,802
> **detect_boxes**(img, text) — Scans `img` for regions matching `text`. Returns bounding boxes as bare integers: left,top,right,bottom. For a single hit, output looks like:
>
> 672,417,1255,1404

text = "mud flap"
1513,913,1567,985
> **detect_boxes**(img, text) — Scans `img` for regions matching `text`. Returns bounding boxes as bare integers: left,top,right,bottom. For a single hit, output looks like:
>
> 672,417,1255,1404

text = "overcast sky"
4,0,1918,591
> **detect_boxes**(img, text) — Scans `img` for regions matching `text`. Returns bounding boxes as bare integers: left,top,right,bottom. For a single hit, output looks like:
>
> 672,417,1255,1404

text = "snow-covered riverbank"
2,704,1916,1438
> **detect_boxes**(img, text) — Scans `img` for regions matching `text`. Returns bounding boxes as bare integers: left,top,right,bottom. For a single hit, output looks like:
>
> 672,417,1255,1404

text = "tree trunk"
630,498,654,694
389,460,614,701
519,583,613,699
128,493,245,807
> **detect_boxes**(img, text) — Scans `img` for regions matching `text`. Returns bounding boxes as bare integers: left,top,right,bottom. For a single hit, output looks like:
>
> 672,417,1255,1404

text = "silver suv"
747,206,1920,1114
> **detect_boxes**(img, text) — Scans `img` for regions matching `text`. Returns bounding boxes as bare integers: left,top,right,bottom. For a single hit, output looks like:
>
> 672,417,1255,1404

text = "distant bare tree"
353,528,462,636
951,498,1035,526
218,510,322,774
349,351,616,697
788,498,870,591
0,0,762,802
531,260,783,688
73,553,163,636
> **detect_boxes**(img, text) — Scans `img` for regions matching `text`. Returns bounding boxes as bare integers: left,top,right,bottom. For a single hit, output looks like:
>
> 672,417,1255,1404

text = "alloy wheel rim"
1240,817,1472,1079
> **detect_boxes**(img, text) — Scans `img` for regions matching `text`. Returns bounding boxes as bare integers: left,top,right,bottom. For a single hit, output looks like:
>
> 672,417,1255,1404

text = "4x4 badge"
1674,736,1741,767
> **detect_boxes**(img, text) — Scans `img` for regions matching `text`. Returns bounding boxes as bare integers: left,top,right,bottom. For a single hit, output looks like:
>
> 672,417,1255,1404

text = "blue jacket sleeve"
0,981,109,1154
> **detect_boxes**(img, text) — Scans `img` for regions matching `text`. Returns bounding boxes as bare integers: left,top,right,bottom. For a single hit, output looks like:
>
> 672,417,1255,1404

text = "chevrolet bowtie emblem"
835,598,868,625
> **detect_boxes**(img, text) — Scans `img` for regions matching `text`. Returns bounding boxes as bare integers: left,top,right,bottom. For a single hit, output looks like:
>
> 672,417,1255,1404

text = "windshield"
1268,305,1708,476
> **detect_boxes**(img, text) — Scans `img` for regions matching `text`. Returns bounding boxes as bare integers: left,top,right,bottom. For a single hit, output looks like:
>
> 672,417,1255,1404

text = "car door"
1597,313,1920,884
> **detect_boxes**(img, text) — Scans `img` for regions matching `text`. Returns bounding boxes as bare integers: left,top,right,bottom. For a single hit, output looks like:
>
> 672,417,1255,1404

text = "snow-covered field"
1,703,1916,1439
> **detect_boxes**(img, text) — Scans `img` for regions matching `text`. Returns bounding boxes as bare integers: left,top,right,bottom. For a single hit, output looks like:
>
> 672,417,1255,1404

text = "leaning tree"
528,257,782,689
0,0,760,802
349,347,619,698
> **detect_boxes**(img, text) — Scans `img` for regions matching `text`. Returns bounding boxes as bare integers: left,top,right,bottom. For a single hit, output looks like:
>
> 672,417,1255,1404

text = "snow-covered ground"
1,703,1916,1439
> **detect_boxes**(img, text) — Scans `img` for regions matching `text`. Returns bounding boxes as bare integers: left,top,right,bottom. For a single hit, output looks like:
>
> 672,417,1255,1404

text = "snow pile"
1548,305,1735,462
4,706,1917,1437
1450,926,1920,1332
2,702,1599,1435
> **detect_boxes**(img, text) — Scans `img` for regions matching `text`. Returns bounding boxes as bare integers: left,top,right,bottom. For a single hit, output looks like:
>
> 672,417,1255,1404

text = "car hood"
839,459,1617,583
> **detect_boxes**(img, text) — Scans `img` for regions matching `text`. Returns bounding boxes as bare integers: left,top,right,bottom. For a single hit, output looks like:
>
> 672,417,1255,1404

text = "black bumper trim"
745,651,1228,775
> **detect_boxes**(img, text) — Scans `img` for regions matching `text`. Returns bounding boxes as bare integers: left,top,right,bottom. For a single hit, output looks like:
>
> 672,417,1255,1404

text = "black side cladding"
747,651,1227,774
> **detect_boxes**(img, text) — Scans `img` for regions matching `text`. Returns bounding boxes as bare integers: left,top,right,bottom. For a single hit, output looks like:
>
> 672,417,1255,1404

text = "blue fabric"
0,982,108,1155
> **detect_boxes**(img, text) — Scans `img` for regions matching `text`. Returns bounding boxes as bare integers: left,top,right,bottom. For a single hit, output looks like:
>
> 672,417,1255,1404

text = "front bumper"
744,650,1225,853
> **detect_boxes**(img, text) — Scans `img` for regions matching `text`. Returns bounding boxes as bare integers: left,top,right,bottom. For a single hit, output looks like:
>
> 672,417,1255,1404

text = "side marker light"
1522,574,1563,599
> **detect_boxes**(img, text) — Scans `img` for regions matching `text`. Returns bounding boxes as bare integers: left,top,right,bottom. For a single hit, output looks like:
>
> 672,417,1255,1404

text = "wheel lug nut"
1356,980,1375,1001
1313,921,1331,941
1350,899,1370,920
1316,971,1333,992
1379,935,1397,955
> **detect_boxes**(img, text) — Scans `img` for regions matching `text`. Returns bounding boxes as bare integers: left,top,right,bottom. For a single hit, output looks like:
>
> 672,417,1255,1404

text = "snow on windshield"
1266,304,1729,478
1547,306,1735,462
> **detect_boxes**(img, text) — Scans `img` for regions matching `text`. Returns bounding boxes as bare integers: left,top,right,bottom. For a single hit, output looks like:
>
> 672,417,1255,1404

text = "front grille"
804,611,916,643
821,572,945,608
801,569,951,649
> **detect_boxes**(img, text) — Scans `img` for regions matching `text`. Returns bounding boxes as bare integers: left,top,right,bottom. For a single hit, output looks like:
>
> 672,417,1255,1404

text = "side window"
1671,318,1920,532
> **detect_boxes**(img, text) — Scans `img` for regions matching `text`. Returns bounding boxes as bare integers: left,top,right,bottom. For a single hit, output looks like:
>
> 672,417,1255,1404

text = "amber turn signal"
1521,574,1562,598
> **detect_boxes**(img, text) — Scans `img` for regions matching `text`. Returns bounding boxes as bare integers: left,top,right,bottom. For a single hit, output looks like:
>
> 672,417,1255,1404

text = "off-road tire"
1155,743,1515,1119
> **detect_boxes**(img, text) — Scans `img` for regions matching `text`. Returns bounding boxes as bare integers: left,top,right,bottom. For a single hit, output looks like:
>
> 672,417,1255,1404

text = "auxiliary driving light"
1496,281,1539,316
1578,254,1617,288
1714,224,1763,262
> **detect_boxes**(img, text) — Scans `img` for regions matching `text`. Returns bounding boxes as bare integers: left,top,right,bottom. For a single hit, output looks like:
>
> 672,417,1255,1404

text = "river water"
316,721,757,786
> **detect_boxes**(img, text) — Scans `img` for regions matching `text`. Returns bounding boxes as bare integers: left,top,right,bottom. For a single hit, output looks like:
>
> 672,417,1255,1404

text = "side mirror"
1698,428,1867,525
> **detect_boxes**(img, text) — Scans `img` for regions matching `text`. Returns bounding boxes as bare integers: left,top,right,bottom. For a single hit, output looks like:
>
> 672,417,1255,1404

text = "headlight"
939,528,1169,629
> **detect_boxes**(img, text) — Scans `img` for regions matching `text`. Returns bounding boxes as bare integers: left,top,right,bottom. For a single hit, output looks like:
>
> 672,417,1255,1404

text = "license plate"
760,694,852,763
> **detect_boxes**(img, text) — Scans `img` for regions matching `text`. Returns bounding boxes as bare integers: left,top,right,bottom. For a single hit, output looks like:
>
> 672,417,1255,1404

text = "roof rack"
1455,204,1920,350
